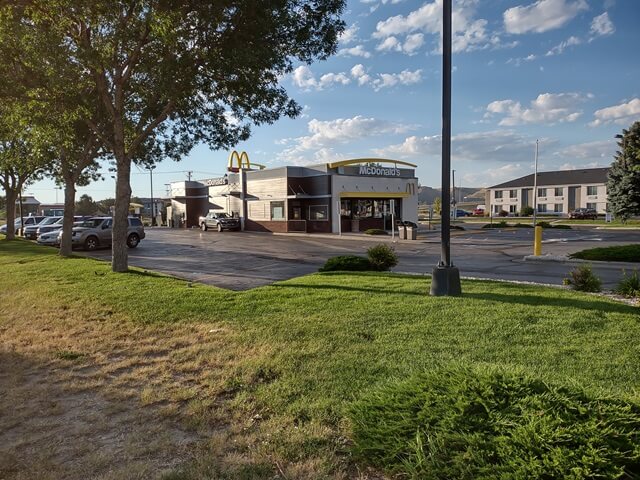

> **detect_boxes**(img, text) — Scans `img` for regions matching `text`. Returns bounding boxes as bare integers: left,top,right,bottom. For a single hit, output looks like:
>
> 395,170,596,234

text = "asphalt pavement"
79,225,640,290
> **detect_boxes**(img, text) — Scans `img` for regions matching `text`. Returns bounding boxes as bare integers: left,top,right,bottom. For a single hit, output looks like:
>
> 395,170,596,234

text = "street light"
430,0,461,296
149,165,156,226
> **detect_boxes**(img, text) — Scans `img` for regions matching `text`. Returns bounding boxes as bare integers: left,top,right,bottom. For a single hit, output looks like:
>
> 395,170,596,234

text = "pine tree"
607,122,640,222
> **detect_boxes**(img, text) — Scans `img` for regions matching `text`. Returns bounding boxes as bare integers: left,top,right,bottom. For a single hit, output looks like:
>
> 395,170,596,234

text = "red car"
473,208,485,216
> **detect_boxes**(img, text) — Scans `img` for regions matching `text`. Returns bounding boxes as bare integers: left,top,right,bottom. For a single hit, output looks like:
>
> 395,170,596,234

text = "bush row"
319,244,399,272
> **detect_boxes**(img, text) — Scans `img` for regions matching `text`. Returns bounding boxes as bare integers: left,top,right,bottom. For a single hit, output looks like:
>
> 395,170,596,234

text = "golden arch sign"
227,150,266,172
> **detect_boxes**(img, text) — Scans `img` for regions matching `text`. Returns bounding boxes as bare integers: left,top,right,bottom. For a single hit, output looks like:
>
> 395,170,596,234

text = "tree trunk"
4,188,16,241
59,175,76,257
112,158,131,272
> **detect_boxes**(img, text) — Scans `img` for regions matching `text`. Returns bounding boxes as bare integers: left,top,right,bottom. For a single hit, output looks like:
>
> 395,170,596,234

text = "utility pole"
430,0,461,296
452,169,457,221
186,171,192,181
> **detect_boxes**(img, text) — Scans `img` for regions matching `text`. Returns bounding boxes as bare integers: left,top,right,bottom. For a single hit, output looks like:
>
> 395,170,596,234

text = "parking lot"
79,225,640,290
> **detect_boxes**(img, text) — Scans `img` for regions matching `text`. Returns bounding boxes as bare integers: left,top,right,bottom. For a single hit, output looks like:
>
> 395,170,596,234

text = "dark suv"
569,208,598,220
199,212,240,232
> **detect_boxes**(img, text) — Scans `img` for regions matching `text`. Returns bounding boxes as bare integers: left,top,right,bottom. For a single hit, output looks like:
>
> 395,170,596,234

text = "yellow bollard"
534,225,542,256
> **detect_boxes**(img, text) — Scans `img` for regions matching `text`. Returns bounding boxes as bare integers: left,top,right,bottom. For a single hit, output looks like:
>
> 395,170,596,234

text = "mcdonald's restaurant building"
169,153,419,234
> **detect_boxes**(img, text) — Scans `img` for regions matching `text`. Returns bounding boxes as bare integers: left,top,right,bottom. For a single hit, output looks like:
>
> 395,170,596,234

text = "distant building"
136,198,165,217
169,154,419,233
14,195,40,216
487,167,610,216
39,203,65,216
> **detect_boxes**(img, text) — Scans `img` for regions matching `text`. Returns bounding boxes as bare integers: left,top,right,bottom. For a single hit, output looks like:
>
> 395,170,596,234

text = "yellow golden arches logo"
227,150,266,172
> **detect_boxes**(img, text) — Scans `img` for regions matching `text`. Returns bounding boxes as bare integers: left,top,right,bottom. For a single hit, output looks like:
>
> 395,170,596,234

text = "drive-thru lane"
80,226,640,290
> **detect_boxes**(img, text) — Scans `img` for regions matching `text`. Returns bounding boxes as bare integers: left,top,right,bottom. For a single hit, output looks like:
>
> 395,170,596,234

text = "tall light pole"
430,0,461,296
149,165,155,226
532,139,539,227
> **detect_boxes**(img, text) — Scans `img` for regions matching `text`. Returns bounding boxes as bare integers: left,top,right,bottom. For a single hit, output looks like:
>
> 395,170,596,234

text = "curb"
522,255,639,269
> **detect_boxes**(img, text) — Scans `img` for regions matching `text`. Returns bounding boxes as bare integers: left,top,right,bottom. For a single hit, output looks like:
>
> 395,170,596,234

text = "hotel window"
308,205,328,221
554,204,563,213
509,205,517,213
270,201,285,220
509,190,517,198
494,190,503,199
554,187,563,196
537,204,547,213
587,186,598,196
586,202,597,210
537,188,547,197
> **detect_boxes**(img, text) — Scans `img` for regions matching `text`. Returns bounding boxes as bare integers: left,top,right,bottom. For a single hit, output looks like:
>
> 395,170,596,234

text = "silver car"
67,217,146,250
1,216,46,235
24,216,61,240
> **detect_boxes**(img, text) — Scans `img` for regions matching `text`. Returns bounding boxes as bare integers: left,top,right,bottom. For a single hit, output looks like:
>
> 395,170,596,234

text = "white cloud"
373,130,546,164
503,0,588,34
372,69,423,90
590,98,640,127
291,66,351,90
376,33,425,55
372,0,500,54
590,12,615,38
350,64,372,86
291,64,423,92
553,140,616,162
546,35,581,56
485,92,591,126
337,44,372,58
339,24,359,45
277,116,414,165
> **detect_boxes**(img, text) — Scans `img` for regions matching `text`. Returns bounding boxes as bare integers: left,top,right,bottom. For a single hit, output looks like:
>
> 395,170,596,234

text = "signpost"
430,0,461,296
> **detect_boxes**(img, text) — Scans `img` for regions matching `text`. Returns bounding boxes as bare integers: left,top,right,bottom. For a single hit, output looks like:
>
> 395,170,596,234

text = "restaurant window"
292,207,302,220
554,187,563,196
587,186,598,196
494,190,503,199
309,205,328,221
355,200,373,218
270,201,285,221
340,200,351,217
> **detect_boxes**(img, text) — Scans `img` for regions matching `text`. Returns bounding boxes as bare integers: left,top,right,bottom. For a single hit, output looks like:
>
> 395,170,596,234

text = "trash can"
397,224,407,240
406,225,417,240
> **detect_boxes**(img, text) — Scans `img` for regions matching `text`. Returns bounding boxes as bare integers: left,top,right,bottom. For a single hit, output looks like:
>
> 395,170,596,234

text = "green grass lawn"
570,244,640,262
1,237,639,478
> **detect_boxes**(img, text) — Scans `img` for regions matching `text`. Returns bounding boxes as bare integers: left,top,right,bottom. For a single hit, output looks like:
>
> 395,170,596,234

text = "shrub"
536,221,571,229
482,220,507,229
367,244,398,271
563,265,602,292
349,365,640,479
513,223,533,228
319,255,372,272
498,210,509,217
570,244,640,262
364,228,388,235
450,225,465,231
615,270,640,298
520,205,534,216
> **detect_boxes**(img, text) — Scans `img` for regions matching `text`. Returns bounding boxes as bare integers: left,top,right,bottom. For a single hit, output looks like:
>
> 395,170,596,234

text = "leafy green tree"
4,1,345,271
433,197,442,216
75,194,99,216
607,121,640,222
0,108,48,240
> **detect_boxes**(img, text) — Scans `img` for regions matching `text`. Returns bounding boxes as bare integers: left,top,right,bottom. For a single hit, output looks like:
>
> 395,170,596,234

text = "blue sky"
28,0,640,203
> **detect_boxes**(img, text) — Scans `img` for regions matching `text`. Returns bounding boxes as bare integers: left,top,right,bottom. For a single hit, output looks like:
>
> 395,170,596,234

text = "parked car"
0,215,46,235
199,212,240,232
24,216,61,239
66,216,145,250
36,215,87,238
37,229,63,246
472,207,485,216
569,208,598,220
450,209,471,217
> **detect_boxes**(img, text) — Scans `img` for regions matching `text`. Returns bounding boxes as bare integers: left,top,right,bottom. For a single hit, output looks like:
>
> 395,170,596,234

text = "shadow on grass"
272,283,425,296
463,292,638,315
